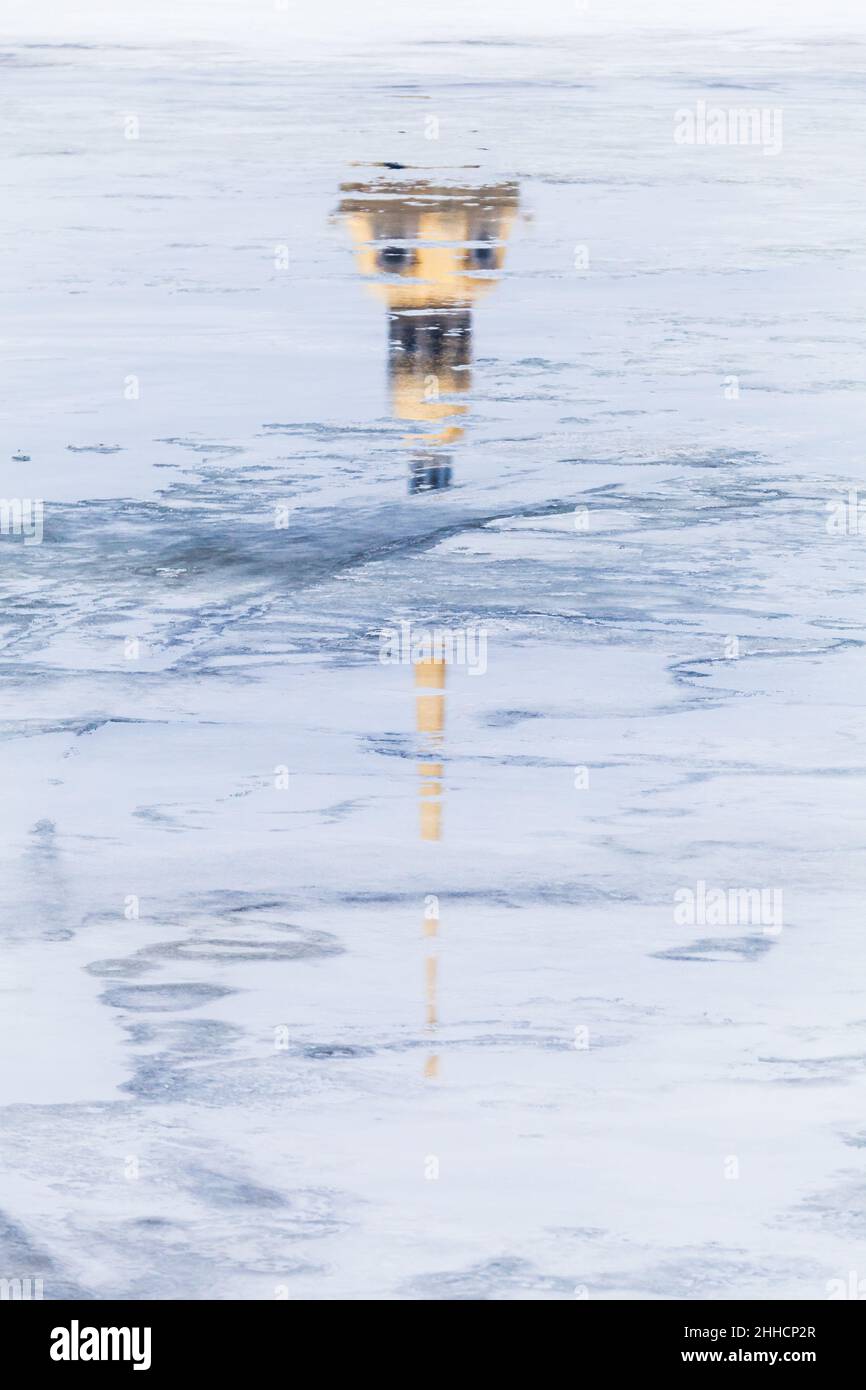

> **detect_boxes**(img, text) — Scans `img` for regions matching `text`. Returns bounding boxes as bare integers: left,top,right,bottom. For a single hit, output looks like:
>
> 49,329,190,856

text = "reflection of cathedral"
416,656,445,1080
337,179,519,491
338,176,518,1075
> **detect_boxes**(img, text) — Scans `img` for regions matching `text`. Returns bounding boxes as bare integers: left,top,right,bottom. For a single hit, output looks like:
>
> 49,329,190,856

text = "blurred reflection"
415,657,445,842
416,655,445,1078
337,178,519,492
338,175,518,1077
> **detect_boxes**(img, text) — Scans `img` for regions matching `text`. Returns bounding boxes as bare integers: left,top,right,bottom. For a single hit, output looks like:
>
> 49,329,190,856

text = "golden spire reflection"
415,656,445,843
416,656,445,1079
337,178,519,492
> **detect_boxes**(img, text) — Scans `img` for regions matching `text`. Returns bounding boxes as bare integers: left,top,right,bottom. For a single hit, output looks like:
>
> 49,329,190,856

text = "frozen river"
3,0,866,1299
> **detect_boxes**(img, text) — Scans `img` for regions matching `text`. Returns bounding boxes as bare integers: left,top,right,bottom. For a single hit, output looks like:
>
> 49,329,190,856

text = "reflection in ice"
338,179,519,492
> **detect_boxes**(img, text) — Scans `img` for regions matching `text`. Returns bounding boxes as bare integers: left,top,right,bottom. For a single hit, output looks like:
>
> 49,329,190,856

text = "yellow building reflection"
415,656,445,842
416,656,445,1077
337,177,519,491
337,174,518,1076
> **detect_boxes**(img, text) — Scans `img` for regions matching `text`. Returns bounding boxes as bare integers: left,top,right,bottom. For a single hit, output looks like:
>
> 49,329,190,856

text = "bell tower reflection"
337,178,519,492
339,174,517,1078
417,654,445,1080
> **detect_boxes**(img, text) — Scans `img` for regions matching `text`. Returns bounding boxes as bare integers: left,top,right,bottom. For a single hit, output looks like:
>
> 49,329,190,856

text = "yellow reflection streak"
415,656,445,1076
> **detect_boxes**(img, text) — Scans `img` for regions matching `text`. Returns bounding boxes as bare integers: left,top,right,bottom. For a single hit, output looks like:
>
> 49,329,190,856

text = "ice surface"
2,0,866,1300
